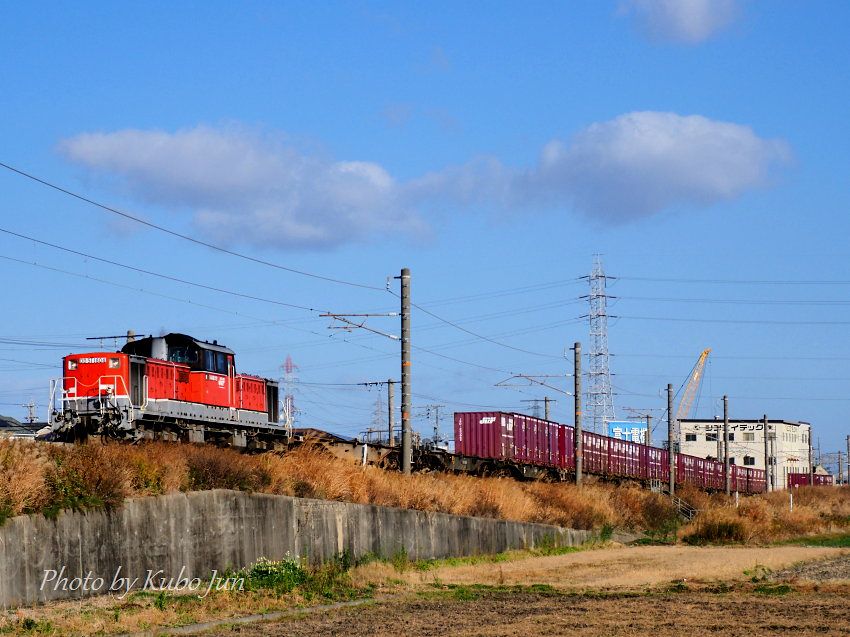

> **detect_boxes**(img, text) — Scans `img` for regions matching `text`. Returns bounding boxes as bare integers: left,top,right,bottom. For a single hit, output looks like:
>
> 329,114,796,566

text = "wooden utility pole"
723,395,731,496
574,342,582,486
400,268,412,475
763,415,770,493
667,383,675,495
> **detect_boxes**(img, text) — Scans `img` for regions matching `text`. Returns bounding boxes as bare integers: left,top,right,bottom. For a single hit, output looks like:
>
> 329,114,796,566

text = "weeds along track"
1,438,849,544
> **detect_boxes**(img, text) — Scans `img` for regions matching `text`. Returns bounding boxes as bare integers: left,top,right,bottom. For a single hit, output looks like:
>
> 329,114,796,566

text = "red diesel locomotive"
51,333,280,447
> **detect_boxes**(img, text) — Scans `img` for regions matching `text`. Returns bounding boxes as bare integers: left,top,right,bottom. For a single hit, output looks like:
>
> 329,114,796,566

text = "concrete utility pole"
400,268,412,475
387,379,395,447
723,395,731,496
573,342,582,486
809,427,815,486
646,414,652,446
839,451,844,486
667,383,675,495
544,396,551,421
716,422,722,461
763,415,770,493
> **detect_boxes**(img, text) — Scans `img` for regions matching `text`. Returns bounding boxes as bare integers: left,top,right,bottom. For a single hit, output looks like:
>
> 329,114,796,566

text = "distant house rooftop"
0,414,42,438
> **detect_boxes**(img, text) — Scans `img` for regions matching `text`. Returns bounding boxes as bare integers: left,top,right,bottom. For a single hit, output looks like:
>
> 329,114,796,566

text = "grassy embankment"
1,438,849,543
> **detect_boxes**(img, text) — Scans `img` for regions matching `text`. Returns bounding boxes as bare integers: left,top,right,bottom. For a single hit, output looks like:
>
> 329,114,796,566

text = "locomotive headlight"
109,357,120,369
67,360,78,370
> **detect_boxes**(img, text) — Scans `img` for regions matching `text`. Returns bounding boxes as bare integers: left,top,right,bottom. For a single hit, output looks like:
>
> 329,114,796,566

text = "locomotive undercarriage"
52,394,291,449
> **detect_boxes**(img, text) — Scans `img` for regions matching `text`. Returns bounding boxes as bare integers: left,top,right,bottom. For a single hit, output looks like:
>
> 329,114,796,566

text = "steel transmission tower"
281,355,298,434
586,255,615,434
371,391,386,433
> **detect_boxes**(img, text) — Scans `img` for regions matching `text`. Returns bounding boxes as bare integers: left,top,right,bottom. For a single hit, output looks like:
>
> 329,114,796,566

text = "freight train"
50,333,767,494
448,411,766,494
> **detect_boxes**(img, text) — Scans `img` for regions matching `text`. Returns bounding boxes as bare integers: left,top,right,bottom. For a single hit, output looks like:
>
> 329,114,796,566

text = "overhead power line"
618,275,850,285
616,295,850,306
616,353,850,361
0,226,322,313
0,161,383,291
387,289,564,360
615,315,850,326
417,278,584,307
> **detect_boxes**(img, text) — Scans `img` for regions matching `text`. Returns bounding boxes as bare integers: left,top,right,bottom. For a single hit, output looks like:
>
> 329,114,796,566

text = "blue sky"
1,1,849,465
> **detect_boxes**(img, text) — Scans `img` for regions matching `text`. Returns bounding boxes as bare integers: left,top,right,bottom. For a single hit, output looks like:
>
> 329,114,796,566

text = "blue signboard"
607,421,648,444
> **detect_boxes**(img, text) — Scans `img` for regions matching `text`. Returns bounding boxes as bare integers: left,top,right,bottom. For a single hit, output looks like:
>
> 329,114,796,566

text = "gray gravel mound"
772,555,850,582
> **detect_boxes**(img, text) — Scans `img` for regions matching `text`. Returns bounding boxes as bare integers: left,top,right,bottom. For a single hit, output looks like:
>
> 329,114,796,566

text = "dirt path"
203,545,850,637
211,589,850,637
364,544,847,590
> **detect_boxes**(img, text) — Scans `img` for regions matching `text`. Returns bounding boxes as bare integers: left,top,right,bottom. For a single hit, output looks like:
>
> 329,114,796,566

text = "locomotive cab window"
203,350,229,374
169,347,199,366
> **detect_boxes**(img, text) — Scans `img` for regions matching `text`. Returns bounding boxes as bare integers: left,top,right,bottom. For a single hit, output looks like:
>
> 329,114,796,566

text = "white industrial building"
678,418,812,491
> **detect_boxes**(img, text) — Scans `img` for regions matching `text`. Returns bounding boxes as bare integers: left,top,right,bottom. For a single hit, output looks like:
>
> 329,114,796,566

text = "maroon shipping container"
454,411,764,494
513,413,554,466
454,412,514,461
749,468,766,493
582,431,608,474
647,447,666,482
455,412,559,467
609,438,642,479
677,454,699,487
788,473,834,488
558,423,574,470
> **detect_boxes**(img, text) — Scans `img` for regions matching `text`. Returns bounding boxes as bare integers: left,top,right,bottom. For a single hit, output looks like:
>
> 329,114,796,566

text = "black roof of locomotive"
121,333,235,357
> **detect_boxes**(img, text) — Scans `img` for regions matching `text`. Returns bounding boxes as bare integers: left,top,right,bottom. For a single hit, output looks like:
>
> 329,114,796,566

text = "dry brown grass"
0,439,51,517
2,440,849,543
681,485,850,543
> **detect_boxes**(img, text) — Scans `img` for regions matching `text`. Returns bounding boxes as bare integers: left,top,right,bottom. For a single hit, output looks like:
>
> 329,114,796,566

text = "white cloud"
411,111,790,223
621,0,739,44
59,126,423,249
60,113,789,248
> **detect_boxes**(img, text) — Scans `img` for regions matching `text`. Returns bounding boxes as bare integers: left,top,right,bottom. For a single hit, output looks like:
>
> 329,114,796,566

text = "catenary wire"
0,161,383,291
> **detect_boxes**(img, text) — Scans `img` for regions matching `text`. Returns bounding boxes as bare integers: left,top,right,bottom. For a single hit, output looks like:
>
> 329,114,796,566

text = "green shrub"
245,557,306,593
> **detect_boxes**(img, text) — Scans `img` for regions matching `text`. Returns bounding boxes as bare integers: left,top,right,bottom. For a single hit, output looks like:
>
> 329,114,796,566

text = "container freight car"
454,411,766,494
787,473,834,488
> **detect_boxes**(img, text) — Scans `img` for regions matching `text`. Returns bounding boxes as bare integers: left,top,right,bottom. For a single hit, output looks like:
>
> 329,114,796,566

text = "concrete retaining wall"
0,490,589,608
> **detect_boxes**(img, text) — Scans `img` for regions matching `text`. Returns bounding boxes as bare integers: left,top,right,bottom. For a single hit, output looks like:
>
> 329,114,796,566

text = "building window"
706,433,718,442
744,456,755,466
685,433,697,442
727,433,735,441
743,432,755,442
730,457,736,465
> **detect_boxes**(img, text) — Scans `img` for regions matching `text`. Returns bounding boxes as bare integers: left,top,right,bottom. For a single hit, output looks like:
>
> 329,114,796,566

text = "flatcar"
50,333,281,448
